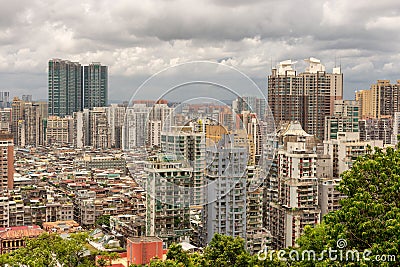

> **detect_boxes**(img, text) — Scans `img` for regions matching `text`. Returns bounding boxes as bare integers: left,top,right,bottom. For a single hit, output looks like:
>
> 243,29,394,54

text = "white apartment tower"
265,122,320,249
122,104,150,150
161,126,206,207
203,134,248,245
145,154,192,245
147,104,174,147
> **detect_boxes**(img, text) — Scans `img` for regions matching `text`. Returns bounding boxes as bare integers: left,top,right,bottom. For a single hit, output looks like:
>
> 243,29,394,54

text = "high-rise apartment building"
265,122,320,249
359,117,392,145
46,116,73,145
203,134,248,245
233,96,267,121
0,92,10,108
356,80,400,119
48,59,83,117
11,97,24,146
161,126,206,207
73,109,89,148
145,154,192,245
10,98,45,147
0,109,11,133
23,102,44,147
245,166,265,254
106,104,126,149
83,63,108,109
0,132,14,191
122,104,150,150
324,100,359,141
355,89,373,119
324,132,383,178
88,107,110,149
391,112,400,145
147,104,174,147
268,58,343,140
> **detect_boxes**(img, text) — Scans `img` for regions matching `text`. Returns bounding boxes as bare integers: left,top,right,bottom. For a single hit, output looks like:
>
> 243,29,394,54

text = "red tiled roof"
0,226,43,240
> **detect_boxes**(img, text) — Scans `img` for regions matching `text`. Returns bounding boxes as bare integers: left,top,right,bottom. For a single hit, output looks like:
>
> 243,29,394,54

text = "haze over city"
2,0,400,100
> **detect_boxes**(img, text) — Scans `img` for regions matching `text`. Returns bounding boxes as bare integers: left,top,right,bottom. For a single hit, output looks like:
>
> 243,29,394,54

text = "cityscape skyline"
1,1,400,265
2,1,400,101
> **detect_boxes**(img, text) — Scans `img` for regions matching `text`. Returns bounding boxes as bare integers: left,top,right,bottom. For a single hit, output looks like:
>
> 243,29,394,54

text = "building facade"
83,63,108,109
265,122,320,249
0,132,14,191
324,100,359,141
203,134,248,245
145,154,192,245
268,58,343,140
48,59,83,117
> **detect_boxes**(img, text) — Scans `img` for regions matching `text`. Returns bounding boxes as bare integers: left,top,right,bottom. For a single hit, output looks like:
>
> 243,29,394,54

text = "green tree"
203,233,284,267
166,243,190,266
95,214,111,227
97,251,120,266
5,232,95,267
297,146,400,266
203,234,247,266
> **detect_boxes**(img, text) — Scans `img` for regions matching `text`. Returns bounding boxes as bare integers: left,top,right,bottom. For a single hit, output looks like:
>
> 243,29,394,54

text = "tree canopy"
296,146,400,266
149,233,284,267
1,232,95,267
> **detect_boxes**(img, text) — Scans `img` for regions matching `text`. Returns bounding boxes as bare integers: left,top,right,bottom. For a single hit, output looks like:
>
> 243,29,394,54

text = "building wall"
48,59,83,117
268,58,343,141
83,63,108,109
127,238,163,265
204,134,248,245
0,133,14,190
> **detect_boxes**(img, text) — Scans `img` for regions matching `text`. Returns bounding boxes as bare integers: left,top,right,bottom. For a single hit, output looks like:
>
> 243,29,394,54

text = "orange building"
0,225,43,254
127,237,164,265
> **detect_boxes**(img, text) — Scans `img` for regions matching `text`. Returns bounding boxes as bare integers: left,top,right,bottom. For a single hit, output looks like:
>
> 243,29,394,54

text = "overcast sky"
2,0,400,101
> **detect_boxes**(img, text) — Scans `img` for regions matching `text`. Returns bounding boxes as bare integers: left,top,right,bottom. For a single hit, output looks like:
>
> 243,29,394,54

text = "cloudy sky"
2,0,400,101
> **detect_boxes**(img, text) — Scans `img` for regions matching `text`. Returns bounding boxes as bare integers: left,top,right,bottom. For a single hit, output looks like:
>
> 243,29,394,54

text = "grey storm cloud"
1,0,400,100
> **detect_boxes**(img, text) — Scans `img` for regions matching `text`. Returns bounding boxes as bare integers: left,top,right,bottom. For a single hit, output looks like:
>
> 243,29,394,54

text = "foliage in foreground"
295,146,400,266
0,232,113,267
148,234,285,267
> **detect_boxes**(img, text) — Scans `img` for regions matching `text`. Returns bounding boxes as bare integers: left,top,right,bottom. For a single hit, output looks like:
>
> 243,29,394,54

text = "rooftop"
0,225,43,239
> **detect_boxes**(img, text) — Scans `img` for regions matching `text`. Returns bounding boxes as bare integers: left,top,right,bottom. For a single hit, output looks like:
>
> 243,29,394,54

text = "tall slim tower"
203,134,248,244
83,62,108,109
48,59,83,117
0,132,14,190
122,104,150,150
145,154,192,245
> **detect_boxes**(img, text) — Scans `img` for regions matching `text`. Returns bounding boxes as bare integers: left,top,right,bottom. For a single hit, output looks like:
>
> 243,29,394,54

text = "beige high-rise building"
10,98,46,147
46,116,73,145
11,97,24,147
0,109,11,133
0,132,14,191
356,80,400,119
23,102,44,147
265,122,320,249
323,132,383,178
89,107,110,149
